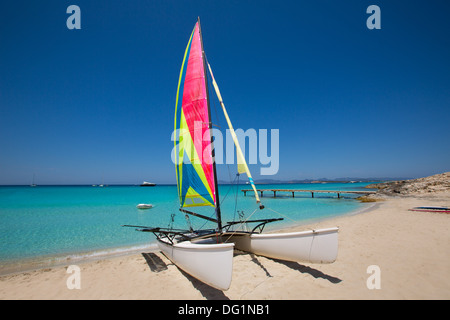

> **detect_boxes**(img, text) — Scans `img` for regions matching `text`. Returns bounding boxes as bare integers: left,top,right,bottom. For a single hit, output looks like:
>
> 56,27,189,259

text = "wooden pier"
241,189,376,199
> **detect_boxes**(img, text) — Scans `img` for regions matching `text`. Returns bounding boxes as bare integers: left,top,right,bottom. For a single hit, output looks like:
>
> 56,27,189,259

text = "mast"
198,17,223,231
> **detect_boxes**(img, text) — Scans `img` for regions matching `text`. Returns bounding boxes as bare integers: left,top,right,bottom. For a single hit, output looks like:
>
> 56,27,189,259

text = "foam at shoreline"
0,243,159,276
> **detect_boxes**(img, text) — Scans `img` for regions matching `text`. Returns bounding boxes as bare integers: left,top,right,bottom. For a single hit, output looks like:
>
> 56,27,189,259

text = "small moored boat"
136,204,153,209
140,181,156,186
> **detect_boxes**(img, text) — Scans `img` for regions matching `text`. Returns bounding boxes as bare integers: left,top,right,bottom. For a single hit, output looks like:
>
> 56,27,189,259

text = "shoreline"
1,191,449,299
0,243,159,277
0,200,372,277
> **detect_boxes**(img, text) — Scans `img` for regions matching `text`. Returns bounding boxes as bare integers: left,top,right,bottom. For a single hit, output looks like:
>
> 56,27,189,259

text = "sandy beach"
1,191,449,300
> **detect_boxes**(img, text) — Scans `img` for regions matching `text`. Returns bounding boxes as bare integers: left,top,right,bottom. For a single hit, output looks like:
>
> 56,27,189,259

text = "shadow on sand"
178,269,230,300
141,252,168,272
141,251,341,300
141,252,229,300
236,250,341,284
270,258,342,284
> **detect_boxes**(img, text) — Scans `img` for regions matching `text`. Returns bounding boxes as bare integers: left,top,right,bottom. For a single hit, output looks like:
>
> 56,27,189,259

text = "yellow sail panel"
183,186,215,208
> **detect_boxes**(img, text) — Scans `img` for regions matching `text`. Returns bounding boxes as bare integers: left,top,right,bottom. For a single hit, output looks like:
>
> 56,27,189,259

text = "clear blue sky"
1,0,449,185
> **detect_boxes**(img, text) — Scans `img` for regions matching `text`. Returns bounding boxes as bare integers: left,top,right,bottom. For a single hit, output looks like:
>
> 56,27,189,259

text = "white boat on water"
140,181,156,186
136,203,153,209
124,18,338,290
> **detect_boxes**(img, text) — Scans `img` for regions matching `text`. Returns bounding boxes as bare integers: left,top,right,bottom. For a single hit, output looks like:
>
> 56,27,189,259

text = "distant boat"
409,206,450,213
30,173,37,187
140,181,156,187
137,204,153,209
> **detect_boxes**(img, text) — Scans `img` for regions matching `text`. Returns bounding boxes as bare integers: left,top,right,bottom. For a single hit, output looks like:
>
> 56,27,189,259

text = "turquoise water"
0,183,374,273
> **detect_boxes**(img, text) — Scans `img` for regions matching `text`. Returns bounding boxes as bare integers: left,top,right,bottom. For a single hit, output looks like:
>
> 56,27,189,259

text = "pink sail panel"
181,22,215,203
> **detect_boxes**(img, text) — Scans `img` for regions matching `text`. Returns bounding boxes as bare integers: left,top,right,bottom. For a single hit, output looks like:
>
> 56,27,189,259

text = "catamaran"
124,18,338,290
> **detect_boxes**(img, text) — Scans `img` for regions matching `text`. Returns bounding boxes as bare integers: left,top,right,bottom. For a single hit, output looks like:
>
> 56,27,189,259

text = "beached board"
409,206,450,213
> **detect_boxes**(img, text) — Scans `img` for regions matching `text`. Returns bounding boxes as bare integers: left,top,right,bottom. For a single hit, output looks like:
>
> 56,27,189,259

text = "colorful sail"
174,22,216,208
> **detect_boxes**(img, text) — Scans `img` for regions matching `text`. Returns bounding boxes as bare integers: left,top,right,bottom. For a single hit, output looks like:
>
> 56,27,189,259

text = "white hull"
229,227,339,264
157,238,234,291
155,227,337,290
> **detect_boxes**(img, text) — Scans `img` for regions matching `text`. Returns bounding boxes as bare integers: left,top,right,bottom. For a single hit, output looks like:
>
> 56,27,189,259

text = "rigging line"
204,53,236,197
184,213,194,232
196,215,208,231
205,55,245,204
204,55,224,157
206,56,237,195
193,207,223,231
223,157,238,205
205,62,239,210
233,173,240,222
167,213,176,230
219,174,238,206
205,55,222,128
223,208,259,243
205,54,243,218
195,214,214,231
265,206,297,224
